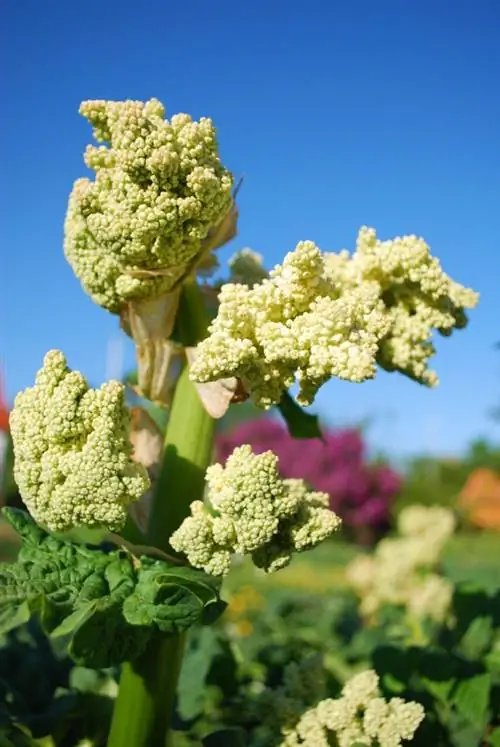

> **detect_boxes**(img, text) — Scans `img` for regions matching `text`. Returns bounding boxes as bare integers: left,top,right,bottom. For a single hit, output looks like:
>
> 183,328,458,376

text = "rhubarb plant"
1,97,479,747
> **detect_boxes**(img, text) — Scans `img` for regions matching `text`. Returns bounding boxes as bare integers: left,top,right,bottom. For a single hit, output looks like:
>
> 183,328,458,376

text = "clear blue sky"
2,0,499,459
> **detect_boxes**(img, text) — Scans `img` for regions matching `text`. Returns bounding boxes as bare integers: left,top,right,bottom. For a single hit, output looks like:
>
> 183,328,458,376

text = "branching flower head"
191,228,477,408
190,240,390,407
280,669,424,747
170,444,341,575
325,227,479,386
64,98,234,313
216,421,401,535
9,350,150,532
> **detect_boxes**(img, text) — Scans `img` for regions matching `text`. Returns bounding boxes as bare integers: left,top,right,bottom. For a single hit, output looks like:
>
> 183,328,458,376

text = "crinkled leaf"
0,601,30,635
277,392,323,440
0,509,226,667
122,558,226,634
50,601,98,639
68,602,151,668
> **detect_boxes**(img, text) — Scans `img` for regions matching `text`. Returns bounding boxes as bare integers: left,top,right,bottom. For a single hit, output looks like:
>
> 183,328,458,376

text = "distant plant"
347,505,456,628
217,419,402,544
394,438,500,516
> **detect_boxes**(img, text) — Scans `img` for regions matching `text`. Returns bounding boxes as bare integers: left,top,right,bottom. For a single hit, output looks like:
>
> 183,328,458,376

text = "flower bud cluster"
170,444,341,575
9,350,150,532
346,505,456,622
191,229,478,407
324,227,478,386
279,669,424,747
64,98,233,312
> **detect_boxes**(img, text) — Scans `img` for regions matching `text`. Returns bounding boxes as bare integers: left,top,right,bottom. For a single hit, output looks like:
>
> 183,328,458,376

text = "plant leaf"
177,627,223,720
0,508,226,667
122,558,226,634
487,727,500,746
277,392,323,440
458,615,493,660
453,672,491,730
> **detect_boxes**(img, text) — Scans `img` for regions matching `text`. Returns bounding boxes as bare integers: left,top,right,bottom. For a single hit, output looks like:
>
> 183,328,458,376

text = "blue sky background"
2,0,499,460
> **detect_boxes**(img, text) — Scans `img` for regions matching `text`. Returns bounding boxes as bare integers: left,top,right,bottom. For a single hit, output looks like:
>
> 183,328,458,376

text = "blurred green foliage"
1,524,500,745
393,438,500,515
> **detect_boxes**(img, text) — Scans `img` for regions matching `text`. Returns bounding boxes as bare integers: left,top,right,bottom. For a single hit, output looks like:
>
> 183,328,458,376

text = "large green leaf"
0,509,226,668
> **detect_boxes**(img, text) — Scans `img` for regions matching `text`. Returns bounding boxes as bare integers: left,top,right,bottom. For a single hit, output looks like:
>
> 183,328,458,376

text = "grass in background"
224,531,500,597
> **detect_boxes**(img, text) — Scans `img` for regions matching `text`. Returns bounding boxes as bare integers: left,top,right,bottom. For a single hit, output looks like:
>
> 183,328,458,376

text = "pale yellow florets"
346,505,456,623
325,227,478,386
191,241,391,407
170,445,341,575
280,670,424,747
9,350,150,532
191,228,477,408
64,98,233,312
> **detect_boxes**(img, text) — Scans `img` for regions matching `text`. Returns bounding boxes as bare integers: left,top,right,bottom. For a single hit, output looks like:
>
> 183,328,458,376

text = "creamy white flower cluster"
324,227,478,387
169,444,341,575
9,351,150,533
346,505,456,622
64,98,233,312
279,669,424,747
190,228,478,407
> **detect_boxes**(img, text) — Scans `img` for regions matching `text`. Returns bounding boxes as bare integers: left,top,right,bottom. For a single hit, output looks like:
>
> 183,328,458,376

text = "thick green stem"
106,636,185,747
147,366,215,552
107,282,214,747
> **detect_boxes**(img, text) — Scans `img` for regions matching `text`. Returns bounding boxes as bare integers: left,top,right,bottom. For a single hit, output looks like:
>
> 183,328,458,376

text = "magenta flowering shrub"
216,418,402,541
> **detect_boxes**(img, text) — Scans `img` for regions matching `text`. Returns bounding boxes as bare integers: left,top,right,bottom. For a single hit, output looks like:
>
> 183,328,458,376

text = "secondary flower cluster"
9,351,150,532
170,444,341,575
279,669,424,747
190,228,478,407
346,505,456,622
216,420,401,537
64,98,233,313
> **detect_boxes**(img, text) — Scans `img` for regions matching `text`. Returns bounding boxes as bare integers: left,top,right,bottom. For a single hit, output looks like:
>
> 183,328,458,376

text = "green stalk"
107,282,215,747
